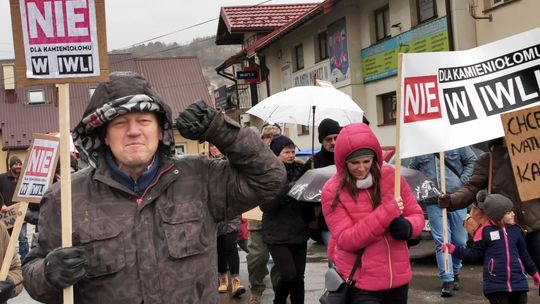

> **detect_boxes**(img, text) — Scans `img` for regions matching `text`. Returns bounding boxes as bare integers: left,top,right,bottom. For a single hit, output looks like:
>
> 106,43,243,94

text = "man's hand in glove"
0,277,15,302
175,100,218,141
438,194,451,209
44,246,86,289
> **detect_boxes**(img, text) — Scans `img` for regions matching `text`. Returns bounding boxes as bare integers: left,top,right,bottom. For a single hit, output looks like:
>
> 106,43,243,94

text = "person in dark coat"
0,156,29,261
261,135,313,304
302,118,341,171
443,191,540,304
302,118,342,264
22,72,286,303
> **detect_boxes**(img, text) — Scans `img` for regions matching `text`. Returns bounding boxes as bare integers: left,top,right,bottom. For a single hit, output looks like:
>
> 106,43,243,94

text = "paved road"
10,236,539,303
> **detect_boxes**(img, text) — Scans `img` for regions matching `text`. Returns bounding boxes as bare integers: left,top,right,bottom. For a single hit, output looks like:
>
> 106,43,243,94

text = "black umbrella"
398,166,441,203
288,164,440,203
288,165,336,203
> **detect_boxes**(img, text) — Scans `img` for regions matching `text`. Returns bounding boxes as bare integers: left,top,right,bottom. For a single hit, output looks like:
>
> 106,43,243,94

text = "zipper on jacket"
136,163,175,207
503,227,512,292
383,235,393,288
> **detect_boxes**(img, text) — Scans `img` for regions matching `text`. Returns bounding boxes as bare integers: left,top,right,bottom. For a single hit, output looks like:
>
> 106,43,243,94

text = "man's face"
10,162,22,176
322,134,338,152
279,147,296,164
105,112,162,173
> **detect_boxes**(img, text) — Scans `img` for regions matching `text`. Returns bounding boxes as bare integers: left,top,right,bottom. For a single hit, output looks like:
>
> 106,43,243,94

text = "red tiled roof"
247,0,342,56
0,54,212,150
221,4,319,32
215,3,319,45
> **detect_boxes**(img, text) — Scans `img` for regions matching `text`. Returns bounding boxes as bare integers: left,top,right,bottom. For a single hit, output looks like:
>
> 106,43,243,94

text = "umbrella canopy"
288,165,336,203
247,86,363,126
288,165,440,203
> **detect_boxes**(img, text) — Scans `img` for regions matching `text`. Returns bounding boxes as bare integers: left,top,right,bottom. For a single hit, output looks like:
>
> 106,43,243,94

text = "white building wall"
249,0,539,150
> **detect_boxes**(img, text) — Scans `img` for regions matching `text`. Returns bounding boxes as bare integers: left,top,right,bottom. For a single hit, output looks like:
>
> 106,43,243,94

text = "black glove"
438,194,451,209
44,246,86,289
175,100,218,141
0,277,15,302
389,216,412,240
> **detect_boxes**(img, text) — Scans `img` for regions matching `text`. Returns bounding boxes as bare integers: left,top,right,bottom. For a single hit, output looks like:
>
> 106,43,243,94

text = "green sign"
360,17,449,83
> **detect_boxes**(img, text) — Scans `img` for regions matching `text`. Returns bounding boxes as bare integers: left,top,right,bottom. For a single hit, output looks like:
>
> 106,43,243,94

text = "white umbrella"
246,86,363,126
247,86,364,168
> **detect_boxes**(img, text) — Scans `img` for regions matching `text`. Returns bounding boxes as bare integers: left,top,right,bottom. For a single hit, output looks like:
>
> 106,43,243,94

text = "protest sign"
0,204,22,230
501,105,540,201
10,0,108,86
399,27,540,158
12,134,60,203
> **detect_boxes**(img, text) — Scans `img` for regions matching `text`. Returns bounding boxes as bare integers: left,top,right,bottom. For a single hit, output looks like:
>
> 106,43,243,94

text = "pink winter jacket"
321,123,424,291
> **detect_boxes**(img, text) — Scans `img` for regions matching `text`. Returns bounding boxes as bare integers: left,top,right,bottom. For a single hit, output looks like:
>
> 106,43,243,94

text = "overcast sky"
0,0,324,59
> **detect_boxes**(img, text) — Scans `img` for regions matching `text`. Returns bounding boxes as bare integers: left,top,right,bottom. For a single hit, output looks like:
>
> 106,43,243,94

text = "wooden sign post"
9,1,109,302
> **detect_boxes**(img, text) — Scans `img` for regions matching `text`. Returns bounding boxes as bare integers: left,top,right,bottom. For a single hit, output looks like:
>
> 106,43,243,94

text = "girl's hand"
441,242,455,254
395,197,404,214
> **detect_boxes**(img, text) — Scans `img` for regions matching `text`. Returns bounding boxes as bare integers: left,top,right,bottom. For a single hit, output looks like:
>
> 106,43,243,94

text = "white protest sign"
18,0,99,78
13,134,60,203
399,27,540,158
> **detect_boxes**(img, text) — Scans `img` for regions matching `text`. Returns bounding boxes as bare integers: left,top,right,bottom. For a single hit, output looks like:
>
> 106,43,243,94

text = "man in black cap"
0,156,29,261
301,118,341,258
303,118,341,171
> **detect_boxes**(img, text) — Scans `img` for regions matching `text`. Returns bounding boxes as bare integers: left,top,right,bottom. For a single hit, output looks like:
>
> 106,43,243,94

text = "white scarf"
356,173,373,189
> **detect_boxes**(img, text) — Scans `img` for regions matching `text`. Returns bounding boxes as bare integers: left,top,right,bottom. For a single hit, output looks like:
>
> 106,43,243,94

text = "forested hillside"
111,36,241,90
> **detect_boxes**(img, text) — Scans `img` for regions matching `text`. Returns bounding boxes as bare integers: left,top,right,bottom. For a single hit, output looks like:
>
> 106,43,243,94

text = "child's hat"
477,190,513,222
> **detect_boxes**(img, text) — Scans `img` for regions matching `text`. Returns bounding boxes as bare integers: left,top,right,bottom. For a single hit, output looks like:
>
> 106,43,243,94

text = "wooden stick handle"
438,151,450,273
0,202,28,281
58,83,74,303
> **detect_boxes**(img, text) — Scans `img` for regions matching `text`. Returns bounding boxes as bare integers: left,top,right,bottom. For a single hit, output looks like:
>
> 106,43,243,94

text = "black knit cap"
9,156,22,167
477,190,514,222
318,119,341,143
270,135,295,156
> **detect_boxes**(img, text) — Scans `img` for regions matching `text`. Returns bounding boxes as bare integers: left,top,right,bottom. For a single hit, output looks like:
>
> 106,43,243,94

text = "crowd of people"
0,72,538,304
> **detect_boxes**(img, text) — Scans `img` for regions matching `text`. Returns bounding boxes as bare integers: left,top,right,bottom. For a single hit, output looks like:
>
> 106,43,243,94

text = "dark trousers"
268,242,307,304
349,284,409,304
525,230,540,269
217,231,240,275
485,291,527,304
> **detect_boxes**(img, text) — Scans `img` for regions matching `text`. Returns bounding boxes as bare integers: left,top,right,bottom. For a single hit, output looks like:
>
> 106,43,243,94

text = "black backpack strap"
346,249,364,285
434,153,460,178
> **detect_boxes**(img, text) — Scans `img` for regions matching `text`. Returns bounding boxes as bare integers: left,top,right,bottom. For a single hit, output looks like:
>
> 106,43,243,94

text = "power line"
0,0,279,82
114,0,274,51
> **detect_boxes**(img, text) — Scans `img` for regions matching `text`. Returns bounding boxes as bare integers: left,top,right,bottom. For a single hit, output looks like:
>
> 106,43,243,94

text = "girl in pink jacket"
321,123,424,303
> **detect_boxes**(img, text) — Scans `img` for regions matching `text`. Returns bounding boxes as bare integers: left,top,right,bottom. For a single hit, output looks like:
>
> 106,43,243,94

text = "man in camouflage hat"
22,72,285,303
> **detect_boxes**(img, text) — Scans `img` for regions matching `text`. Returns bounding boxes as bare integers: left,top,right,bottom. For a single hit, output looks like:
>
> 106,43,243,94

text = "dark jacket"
453,222,538,295
22,113,286,304
261,161,312,245
0,171,18,206
302,147,335,232
302,148,335,173
448,145,540,233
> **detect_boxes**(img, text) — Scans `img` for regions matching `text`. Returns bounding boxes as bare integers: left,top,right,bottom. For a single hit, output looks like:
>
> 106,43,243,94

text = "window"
294,44,304,71
380,92,397,125
485,0,517,11
174,144,186,157
88,87,97,99
491,0,513,7
297,125,310,136
316,32,328,62
417,0,437,23
27,89,45,104
374,5,390,41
